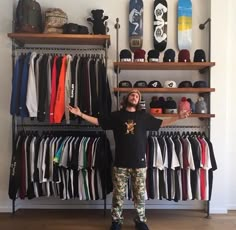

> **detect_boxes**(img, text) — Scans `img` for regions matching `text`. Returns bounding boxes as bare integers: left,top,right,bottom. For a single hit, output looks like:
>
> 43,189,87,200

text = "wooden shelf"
114,62,215,71
7,33,110,46
114,87,215,93
154,114,215,118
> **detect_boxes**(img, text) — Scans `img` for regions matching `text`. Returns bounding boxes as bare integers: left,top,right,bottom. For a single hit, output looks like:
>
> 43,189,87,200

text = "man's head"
122,89,142,110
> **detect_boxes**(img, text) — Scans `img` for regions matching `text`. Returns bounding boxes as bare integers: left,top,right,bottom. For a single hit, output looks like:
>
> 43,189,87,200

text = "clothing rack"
11,126,109,215
10,31,110,216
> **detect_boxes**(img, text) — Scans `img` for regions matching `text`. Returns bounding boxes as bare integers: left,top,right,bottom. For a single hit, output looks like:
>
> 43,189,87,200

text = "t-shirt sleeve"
98,112,116,130
144,113,162,130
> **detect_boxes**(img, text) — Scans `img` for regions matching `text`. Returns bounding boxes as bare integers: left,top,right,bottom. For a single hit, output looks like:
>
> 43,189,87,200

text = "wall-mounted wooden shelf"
114,62,215,71
7,33,110,46
114,87,215,93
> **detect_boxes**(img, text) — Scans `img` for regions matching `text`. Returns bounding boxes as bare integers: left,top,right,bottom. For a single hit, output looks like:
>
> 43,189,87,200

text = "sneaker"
110,221,121,230
135,220,149,230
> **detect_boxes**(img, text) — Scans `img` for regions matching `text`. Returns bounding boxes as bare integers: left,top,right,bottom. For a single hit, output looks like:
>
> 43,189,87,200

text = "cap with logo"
178,49,191,62
163,49,175,62
120,49,132,62
134,49,146,62
165,97,177,114
164,80,177,88
133,81,147,88
119,80,132,88
147,49,160,62
150,96,163,115
148,80,162,88
193,49,206,62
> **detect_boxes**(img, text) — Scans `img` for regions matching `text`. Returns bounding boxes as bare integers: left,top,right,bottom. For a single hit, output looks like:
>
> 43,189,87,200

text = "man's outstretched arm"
161,110,191,127
67,105,99,126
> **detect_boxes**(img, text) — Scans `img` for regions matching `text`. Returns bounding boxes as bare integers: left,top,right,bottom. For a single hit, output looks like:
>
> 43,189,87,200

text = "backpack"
15,0,42,33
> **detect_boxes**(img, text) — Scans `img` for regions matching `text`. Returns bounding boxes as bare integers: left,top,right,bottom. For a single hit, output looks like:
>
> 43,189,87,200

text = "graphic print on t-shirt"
125,120,136,134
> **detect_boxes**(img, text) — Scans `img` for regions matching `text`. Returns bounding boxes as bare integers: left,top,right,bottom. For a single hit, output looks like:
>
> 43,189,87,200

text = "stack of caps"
178,97,191,112
120,49,132,62
165,97,177,114
163,49,175,62
187,98,195,113
150,96,163,115
134,49,146,62
195,96,207,113
147,49,160,62
178,49,191,62
193,49,206,62
139,98,146,111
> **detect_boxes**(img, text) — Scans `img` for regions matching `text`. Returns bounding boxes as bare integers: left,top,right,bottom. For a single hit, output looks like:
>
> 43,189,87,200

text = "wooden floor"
0,209,236,230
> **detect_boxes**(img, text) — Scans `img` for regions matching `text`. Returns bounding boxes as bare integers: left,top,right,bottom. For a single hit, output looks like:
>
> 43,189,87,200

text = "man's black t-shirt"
98,110,162,168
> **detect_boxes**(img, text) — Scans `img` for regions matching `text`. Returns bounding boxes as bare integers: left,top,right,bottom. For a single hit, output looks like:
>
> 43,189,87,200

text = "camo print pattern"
111,167,147,223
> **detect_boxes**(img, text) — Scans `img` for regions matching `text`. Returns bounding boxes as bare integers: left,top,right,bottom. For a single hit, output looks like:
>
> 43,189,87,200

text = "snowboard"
153,0,168,52
177,0,192,50
129,0,143,52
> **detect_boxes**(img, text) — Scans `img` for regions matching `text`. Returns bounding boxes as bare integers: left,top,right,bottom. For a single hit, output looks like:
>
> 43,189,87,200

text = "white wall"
0,0,234,213
226,0,236,210
0,1,13,212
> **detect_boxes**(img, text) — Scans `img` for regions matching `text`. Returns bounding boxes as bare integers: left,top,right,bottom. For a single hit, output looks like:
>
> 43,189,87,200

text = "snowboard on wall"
177,0,192,50
153,0,168,52
129,0,143,52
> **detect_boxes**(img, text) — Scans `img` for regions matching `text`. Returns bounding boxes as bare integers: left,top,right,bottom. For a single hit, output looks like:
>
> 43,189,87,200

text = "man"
68,89,191,230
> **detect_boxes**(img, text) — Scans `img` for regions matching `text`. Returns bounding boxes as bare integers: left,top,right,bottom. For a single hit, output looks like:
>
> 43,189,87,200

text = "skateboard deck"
129,0,143,52
153,0,168,52
177,0,192,50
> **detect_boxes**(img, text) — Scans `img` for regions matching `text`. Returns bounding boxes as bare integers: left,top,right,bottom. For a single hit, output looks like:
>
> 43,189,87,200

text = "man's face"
127,92,140,107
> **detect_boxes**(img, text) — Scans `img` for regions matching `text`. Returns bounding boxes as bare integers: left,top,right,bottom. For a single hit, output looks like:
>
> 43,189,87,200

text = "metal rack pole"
199,17,212,218
114,18,120,110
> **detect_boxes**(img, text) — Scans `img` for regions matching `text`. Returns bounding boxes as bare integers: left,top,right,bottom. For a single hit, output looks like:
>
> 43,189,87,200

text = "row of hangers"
149,131,207,138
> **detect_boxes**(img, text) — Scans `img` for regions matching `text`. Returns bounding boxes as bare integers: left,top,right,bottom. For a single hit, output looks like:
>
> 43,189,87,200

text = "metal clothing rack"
10,25,110,216
114,16,214,219
11,124,108,215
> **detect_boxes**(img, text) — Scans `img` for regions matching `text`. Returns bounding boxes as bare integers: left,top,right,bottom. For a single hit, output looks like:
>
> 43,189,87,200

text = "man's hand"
178,110,192,119
67,105,82,117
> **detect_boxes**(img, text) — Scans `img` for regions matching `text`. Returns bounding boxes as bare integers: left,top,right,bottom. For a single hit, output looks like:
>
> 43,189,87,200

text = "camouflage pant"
111,167,147,223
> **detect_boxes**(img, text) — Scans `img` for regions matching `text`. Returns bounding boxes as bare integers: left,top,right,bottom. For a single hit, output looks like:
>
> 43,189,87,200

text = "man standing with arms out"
68,89,191,230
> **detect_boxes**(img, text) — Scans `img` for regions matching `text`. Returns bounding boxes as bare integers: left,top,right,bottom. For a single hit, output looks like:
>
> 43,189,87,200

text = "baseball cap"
148,80,162,88
193,49,206,62
164,80,177,88
178,81,193,88
163,49,175,62
178,49,191,62
119,80,132,88
120,49,132,62
133,81,147,88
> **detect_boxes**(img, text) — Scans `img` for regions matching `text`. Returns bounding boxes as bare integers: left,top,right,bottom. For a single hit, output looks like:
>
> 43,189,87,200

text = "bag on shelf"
44,8,68,33
15,0,42,33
